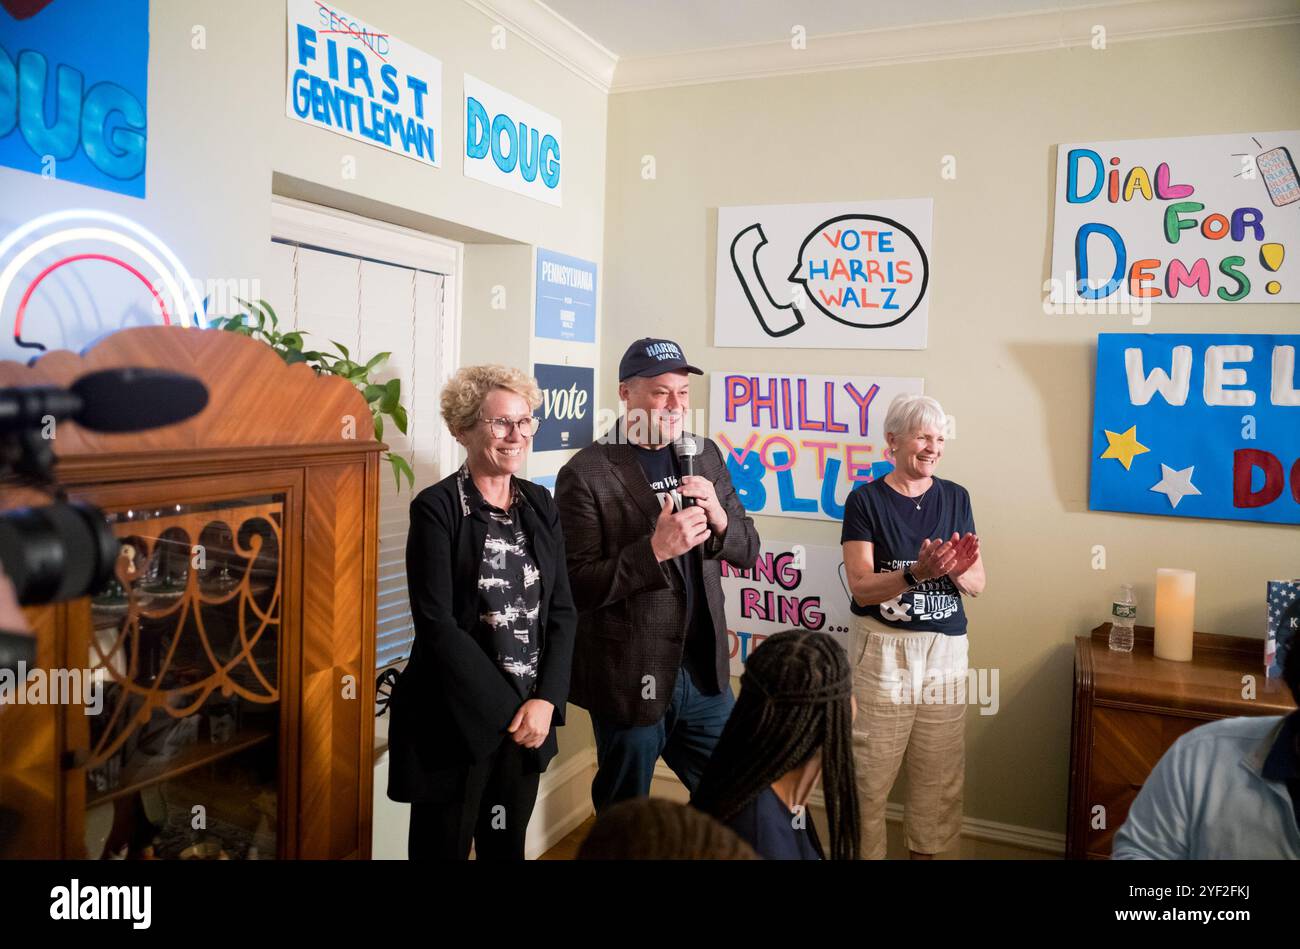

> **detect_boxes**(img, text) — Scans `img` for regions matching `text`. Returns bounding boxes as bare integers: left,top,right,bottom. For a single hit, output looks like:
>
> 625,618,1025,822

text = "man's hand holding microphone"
650,494,711,562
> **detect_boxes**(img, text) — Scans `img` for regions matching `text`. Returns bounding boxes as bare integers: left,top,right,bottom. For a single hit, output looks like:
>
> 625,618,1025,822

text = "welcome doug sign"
1089,333,1300,525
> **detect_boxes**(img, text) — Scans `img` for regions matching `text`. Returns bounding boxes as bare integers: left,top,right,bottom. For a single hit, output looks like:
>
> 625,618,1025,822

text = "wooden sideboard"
1066,623,1296,859
0,327,382,859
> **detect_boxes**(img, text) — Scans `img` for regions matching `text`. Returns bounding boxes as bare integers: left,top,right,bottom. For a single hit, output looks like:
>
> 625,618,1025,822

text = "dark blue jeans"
589,666,735,813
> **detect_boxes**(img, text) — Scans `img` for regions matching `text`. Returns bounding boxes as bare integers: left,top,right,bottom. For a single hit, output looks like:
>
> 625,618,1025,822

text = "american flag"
1266,580,1300,677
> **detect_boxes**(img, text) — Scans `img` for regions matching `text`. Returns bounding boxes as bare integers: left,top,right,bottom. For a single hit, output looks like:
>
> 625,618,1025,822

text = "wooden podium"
0,326,383,859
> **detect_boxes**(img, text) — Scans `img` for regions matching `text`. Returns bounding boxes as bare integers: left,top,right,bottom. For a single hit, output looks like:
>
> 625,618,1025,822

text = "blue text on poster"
535,248,595,343
0,0,150,197
1090,333,1300,525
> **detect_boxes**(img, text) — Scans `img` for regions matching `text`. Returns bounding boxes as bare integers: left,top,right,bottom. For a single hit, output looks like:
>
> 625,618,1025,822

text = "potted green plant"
209,299,413,489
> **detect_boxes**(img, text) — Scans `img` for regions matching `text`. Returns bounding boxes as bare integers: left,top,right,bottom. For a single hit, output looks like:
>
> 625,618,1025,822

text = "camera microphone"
0,367,209,434
0,368,210,607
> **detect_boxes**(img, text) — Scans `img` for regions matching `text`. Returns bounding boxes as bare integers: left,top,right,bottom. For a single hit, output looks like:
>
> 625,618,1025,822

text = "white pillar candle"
1154,568,1196,662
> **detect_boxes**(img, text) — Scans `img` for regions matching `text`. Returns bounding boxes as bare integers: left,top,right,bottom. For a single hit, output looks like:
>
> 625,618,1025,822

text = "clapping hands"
915,532,980,582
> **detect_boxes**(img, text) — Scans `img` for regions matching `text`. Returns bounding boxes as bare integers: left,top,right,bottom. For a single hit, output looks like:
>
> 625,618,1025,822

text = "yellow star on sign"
1100,426,1149,471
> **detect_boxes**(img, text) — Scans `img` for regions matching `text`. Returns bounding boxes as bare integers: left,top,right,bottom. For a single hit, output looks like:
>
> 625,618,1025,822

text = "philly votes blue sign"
0,0,150,197
1089,333,1300,525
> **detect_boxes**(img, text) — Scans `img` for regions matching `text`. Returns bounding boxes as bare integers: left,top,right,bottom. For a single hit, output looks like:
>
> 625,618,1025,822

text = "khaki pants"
850,614,968,859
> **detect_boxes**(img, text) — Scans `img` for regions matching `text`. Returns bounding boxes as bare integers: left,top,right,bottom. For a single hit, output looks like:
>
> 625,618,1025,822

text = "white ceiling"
541,0,1150,58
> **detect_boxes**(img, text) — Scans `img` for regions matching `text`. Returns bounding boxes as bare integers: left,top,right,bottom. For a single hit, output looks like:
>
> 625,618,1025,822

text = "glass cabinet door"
83,495,284,860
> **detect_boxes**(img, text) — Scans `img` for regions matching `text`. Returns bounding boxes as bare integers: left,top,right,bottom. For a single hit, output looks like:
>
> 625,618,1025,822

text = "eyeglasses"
480,415,540,438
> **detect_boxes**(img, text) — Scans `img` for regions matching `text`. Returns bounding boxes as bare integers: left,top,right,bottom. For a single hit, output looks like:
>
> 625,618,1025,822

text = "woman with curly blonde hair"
386,365,577,860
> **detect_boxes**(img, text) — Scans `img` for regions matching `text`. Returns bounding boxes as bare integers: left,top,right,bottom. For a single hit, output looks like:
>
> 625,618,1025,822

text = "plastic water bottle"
1109,584,1136,652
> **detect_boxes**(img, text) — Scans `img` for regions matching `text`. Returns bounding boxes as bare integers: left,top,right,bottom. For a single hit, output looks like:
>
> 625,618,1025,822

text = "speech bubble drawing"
787,214,929,330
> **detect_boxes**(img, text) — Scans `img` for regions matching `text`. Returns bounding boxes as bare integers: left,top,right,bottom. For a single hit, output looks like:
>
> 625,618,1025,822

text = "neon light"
0,209,206,328
16,254,171,348
0,227,185,345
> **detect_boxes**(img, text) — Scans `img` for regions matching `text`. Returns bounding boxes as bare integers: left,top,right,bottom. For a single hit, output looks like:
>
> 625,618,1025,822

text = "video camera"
0,368,209,673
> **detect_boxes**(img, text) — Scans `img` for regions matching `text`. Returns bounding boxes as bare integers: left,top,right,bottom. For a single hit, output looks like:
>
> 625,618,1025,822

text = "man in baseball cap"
555,337,759,811
617,337,703,383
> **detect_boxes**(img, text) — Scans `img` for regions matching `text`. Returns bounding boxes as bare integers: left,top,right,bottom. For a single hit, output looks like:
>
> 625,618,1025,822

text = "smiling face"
457,387,532,479
888,424,945,480
620,371,690,446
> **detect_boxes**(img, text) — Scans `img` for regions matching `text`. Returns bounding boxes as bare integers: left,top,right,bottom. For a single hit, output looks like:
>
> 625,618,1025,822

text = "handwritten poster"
714,199,932,349
0,0,150,197
709,371,923,522
1051,132,1300,306
286,0,443,166
535,248,596,342
464,75,561,206
1089,333,1300,525
721,542,854,675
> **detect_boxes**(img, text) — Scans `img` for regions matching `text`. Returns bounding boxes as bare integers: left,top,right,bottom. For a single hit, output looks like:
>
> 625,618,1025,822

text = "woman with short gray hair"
840,392,985,859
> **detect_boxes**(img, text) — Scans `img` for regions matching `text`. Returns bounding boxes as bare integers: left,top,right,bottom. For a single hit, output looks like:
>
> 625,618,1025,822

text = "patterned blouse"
457,465,541,698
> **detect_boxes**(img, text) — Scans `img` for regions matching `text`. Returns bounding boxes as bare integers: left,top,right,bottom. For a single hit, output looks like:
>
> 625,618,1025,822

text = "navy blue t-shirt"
724,787,822,860
632,445,715,691
839,476,976,635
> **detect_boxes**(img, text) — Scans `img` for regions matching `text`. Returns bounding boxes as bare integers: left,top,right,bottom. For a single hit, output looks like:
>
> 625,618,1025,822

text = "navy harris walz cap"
618,338,703,381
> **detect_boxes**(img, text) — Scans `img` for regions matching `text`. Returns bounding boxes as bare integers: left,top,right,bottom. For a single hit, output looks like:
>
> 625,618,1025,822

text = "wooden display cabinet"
0,327,382,859
1066,623,1296,859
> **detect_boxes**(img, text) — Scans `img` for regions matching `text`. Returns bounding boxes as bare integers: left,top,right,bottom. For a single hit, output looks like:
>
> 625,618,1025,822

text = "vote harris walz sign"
286,0,442,166
533,363,592,452
1089,333,1300,526
0,0,150,197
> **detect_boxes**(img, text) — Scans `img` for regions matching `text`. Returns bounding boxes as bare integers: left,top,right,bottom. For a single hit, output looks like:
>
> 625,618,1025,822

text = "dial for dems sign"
1050,132,1299,304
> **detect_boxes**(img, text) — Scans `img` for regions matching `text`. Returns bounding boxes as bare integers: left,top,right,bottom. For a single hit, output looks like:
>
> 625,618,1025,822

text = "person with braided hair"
691,630,860,860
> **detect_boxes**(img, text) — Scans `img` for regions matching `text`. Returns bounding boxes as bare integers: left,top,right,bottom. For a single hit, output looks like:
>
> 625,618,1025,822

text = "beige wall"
2,0,608,331
600,26,1300,832
0,0,607,823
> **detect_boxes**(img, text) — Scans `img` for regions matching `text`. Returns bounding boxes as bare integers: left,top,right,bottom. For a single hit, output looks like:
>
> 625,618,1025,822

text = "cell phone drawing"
730,223,805,338
1256,146,1300,207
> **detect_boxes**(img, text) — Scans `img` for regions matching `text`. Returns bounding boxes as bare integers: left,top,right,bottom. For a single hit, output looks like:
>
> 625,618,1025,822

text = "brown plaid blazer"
555,425,760,726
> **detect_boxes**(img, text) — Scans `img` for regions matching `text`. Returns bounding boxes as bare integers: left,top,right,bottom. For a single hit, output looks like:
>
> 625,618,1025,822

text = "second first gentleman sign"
286,0,443,166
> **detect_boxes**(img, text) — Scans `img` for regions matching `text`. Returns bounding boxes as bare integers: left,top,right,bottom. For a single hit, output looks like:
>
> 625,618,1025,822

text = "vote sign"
533,363,592,452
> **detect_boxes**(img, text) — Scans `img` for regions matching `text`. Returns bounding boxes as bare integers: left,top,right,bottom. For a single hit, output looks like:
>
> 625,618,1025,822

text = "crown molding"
463,0,1298,96
611,0,1299,92
461,0,619,92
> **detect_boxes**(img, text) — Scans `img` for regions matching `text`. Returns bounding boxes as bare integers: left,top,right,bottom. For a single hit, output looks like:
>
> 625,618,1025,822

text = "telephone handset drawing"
729,223,804,338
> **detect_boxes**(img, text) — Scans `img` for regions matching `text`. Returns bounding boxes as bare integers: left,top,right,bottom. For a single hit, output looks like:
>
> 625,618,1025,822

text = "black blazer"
386,471,577,803
555,426,760,727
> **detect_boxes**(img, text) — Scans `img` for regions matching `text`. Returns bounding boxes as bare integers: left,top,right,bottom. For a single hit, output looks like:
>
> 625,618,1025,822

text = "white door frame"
269,196,462,480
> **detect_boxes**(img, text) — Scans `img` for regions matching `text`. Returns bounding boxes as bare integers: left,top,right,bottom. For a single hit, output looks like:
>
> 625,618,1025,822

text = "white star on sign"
1149,464,1201,509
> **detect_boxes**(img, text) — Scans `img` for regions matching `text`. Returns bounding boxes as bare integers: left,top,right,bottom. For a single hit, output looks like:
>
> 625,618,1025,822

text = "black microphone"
0,368,209,434
674,435,700,507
